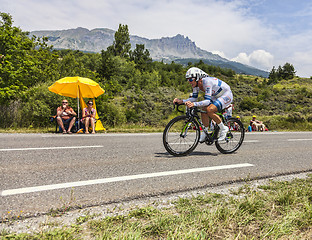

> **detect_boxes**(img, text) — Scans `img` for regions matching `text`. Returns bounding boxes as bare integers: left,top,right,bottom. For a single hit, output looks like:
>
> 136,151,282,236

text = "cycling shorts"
211,90,233,112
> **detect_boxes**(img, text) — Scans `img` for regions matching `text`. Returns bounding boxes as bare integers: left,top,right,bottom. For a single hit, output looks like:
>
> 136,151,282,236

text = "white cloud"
211,50,227,59
232,50,274,71
231,52,249,65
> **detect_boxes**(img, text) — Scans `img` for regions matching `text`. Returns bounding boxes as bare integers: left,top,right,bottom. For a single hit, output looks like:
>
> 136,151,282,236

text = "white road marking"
287,139,312,141
1,163,254,196
41,133,157,138
0,145,103,152
244,140,260,143
169,142,195,145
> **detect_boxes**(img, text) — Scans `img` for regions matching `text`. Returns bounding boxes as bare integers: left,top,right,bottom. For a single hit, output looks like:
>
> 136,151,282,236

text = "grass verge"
2,175,312,239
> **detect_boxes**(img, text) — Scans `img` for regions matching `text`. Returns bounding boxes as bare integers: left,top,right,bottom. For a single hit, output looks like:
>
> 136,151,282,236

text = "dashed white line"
0,145,103,151
287,139,312,141
1,163,254,196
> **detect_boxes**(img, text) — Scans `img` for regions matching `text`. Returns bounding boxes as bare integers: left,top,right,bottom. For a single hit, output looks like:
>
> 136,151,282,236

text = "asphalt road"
1,131,312,217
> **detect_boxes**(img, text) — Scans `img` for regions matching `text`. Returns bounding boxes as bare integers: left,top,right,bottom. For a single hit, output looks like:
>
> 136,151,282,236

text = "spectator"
250,115,266,131
82,100,96,134
56,99,77,134
233,116,240,131
224,103,234,120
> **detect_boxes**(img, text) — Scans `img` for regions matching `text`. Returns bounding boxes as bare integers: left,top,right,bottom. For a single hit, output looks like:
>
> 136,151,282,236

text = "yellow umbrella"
49,76,105,129
48,76,104,98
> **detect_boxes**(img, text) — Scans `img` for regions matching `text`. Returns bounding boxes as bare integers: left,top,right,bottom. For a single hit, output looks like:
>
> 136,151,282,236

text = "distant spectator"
82,100,96,134
250,115,266,131
224,103,234,120
233,116,240,130
56,99,77,134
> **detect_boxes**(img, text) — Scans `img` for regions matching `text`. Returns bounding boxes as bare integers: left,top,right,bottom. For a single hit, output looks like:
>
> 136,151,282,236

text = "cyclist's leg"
206,104,222,124
199,110,209,142
200,111,210,127
209,92,233,140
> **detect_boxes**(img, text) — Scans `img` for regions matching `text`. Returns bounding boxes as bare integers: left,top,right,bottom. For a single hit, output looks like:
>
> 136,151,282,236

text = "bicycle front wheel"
215,118,245,154
163,115,200,156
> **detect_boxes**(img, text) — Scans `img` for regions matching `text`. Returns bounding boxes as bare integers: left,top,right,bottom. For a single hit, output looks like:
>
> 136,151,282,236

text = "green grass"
0,127,56,133
0,125,163,133
2,175,312,239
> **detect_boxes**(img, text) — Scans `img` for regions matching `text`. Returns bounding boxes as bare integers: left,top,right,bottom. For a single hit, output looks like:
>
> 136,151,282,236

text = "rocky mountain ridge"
30,27,268,77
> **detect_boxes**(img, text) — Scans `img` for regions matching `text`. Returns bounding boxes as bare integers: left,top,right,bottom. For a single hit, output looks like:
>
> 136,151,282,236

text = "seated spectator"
233,116,240,130
82,100,96,134
250,115,266,131
56,99,77,134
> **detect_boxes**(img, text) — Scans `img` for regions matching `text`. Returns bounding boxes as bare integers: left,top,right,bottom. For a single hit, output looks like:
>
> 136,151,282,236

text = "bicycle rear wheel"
163,115,200,156
215,118,245,154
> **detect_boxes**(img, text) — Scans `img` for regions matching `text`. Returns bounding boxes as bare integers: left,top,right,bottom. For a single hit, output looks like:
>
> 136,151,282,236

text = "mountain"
30,27,269,77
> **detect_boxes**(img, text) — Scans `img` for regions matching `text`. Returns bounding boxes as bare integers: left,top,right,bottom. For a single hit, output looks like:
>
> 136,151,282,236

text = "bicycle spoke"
163,115,199,156
215,118,244,154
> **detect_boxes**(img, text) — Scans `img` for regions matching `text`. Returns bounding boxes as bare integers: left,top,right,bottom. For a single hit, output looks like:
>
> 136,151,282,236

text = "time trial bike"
163,103,245,156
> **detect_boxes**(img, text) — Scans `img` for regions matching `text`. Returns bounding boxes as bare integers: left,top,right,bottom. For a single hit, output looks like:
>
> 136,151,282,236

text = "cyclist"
173,67,233,142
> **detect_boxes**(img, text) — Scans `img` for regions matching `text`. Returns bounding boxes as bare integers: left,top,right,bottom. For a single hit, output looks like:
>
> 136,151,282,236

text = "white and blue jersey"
183,76,233,111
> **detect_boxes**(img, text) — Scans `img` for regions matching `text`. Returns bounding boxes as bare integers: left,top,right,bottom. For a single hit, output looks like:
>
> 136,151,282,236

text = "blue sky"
1,0,312,77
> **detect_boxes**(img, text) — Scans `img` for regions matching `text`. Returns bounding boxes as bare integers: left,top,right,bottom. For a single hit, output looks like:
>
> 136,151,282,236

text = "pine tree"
107,24,131,58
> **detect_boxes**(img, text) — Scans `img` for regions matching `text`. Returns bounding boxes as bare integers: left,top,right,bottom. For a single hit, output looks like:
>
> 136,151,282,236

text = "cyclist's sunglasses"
187,78,195,82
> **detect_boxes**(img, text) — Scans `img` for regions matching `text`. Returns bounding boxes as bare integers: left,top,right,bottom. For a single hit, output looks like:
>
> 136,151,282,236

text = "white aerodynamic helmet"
185,67,208,81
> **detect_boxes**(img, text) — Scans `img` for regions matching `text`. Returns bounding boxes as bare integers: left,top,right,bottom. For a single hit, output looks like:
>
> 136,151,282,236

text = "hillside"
30,27,269,77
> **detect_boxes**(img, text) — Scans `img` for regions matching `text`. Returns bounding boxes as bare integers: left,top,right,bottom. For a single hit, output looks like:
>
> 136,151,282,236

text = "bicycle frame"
184,107,223,144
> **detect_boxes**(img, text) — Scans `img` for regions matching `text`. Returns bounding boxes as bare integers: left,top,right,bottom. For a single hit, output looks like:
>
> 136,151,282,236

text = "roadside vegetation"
2,175,312,239
1,12,312,133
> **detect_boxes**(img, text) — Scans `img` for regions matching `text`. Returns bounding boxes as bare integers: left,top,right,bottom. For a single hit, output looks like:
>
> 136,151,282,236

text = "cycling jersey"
183,76,233,111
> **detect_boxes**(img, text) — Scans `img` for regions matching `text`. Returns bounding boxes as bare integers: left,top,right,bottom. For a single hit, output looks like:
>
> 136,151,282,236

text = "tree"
0,12,59,104
130,44,152,71
107,24,131,58
281,62,296,79
268,63,296,83
268,66,278,84
98,50,116,80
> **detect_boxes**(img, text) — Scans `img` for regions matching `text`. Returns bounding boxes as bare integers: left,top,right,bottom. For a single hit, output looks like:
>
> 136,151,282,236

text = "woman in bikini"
82,100,96,134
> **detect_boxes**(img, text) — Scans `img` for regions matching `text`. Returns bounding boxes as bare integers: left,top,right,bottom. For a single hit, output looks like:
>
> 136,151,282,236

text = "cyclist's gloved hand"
173,98,183,104
185,101,194,108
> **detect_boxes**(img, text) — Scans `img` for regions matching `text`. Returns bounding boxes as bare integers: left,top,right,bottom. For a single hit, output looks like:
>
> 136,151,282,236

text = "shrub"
286,112,305,123
239,97,263,111
306,114,312,123
101,102,126,127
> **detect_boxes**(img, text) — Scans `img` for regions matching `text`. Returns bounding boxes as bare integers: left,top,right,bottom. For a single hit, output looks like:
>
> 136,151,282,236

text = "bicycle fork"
180,122,192,138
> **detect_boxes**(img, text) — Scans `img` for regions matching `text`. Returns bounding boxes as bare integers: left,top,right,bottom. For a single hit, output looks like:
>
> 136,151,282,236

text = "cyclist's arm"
182,87,199,103
193,98,211,107
190,84,213,107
